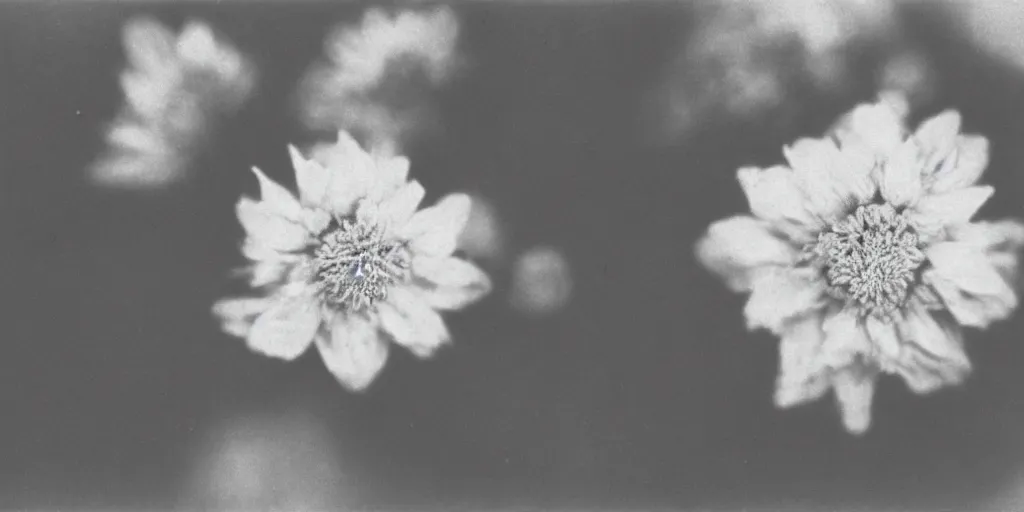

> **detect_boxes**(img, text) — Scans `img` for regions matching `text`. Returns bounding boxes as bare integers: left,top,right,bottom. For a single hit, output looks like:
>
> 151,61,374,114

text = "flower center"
812,203,925,317
312,220,410,311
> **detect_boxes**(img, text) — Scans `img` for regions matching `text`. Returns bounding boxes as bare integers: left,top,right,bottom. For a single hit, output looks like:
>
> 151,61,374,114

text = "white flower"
457,194,506,265
509,247,574,317
298,7,460,151
696,95,1024,434
91,18,255,188
213,132,491,391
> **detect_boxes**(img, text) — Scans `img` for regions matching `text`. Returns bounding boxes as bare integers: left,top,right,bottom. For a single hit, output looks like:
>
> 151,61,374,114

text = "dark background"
2,2,1024,510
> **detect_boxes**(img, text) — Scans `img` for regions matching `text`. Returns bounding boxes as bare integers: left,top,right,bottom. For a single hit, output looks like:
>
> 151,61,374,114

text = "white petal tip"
336,130,362,148
337,375,377,393
287,145,307,163
929,110,962,132
877,91,910,119
446,192,472,209
735,167,757,184
843,419,871,436
773,388,803,410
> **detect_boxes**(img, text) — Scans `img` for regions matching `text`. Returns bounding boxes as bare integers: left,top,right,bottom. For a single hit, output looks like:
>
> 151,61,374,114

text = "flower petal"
246,290,321,360
413,255,490,288
737,166,822,242
783,138,858,221
299,209,332,236
834,99,906,157
895,305,970,394
900,303,969,364
235,197,313,252
176,22,218,67
774,313,830,409
914,110,961,170
123,18,177,74
925,271,1001,328
316,313,389,392
242,259,290,287
832,363,879,435
412,256,492,310
949,220,1024,253
695,215,797,292
820,308,871,369
419,282,492,311
120,71,173,120
864,315,903,364
315,132,377,216
213,296,273,337
108,123,165,154
373,180,426,232
371,155,411,199
251,167,303,221
312,131,368,168
879,139,923,207
927,241,1014,297
378,286,451,358
832,148,878,206
240,239,299,263
949,220,1024,282
906,186,993,239
213,296,273,322
744,268,826,334
926,241,1018,330
325,171,372,218
290,145,331,208
399,193,472,257
929,135,989,194
896,342,969,395
220,320,254,339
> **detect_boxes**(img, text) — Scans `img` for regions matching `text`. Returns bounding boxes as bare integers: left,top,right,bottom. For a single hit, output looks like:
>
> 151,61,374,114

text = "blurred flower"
298,7,460,151
877,48,935,111
985,468,1024,512
457,193,506,265
509,246,573,317
213,132,491,391
696,95,1024,434
91,18,255,188
649,0,905,142
184,411,345,511
940,0,1024,75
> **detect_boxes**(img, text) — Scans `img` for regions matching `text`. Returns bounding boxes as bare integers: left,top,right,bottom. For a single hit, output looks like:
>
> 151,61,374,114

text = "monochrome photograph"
1,1,1024,510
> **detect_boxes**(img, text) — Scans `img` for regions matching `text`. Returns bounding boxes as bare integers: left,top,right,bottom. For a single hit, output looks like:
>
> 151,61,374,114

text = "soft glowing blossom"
696,96,1024,434
213,132,491,391
509,246,574,317
648,0,901,142
298,7,460,151
91,18,255,188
